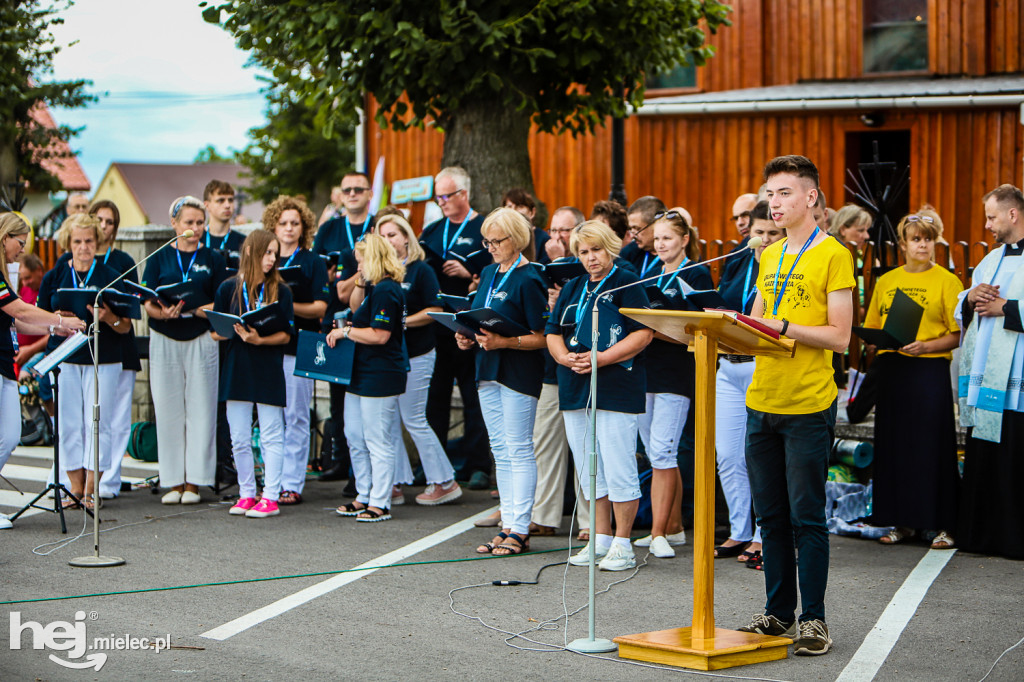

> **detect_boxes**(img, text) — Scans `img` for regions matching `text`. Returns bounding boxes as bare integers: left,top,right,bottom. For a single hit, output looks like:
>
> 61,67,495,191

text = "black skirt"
958,411,1024,559
871,353,959,530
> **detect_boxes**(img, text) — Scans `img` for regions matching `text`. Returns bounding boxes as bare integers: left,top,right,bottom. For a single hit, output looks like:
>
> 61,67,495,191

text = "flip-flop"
714,541,750,558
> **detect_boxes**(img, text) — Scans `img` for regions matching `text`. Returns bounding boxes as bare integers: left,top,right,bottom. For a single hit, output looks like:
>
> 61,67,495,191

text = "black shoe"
317,462,349,482
341,479,357,498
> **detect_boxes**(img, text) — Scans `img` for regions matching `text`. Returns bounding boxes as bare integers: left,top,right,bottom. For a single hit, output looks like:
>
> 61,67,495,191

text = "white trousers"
280,355,314,494
638,392,690,469
99,369,136,496
478,381,538,535
227,400,285,501
151,331,218,488
563,409,640,503
0,376,19,474
715,359,761,543
392,350,455,485
57,363,120,472
345,393,399,510
531,383,569,529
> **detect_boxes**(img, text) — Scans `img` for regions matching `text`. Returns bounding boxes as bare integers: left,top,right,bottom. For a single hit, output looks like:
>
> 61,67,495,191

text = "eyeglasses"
906,214,935,224
9,236,27,249
482,235,511,249
549,227,574,235
731,211,751,223
341,187,369,195
435,188,465,204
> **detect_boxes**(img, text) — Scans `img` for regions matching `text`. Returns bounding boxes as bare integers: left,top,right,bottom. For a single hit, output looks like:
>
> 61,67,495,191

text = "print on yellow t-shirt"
746,236,856,415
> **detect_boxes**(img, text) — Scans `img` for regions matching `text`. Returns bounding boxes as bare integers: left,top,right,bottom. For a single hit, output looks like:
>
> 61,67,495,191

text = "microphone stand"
70,231,190,568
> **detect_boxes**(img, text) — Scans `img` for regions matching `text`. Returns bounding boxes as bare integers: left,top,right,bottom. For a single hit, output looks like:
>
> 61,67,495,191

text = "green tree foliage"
193,144,234,164
233,81,355,208
0,0,94,193
203,0,728,210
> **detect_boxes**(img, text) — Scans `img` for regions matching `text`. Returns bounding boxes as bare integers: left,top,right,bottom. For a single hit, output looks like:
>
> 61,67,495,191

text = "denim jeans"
745,400,836,623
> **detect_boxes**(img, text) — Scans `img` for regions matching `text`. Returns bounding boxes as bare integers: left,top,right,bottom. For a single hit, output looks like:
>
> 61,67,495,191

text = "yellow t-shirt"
864,264,963,360
747,235,856,414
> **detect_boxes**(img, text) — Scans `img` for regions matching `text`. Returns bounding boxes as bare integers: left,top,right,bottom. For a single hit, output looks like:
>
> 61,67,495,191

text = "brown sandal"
492,533,529,556
529,523,557,536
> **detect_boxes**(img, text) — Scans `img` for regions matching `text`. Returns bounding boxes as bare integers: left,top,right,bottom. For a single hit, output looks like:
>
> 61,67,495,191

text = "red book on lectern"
706,310,781,340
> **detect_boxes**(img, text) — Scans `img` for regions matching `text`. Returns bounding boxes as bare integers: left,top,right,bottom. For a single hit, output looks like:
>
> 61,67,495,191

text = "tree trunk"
0,136,18,192
441,98,535,215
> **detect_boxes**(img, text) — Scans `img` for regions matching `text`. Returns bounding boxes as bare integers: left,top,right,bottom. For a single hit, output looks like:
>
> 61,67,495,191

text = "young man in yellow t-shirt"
737,155,855,656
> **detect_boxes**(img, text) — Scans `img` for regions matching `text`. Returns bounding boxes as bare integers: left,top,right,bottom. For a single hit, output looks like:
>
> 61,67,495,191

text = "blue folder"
293,330,354,385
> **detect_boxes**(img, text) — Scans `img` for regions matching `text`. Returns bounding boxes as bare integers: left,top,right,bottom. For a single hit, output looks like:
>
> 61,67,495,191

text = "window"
863,0,928,73
646,62,697,91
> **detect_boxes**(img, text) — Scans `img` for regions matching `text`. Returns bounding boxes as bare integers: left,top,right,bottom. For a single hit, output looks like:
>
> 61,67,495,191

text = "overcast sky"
49,0,268,192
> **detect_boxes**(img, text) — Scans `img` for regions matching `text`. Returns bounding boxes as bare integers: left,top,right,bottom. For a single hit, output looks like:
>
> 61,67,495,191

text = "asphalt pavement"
2,445,1022,681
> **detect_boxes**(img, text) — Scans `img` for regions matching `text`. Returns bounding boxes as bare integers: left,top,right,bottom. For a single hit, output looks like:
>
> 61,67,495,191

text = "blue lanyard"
176,248,198,283
640,252,659,278
242,282,264,313
70,260,96,289
573,265,617,331
282,248,300,269
344,217,367,250
205,230,230,250
102,249,112,265
658,258,688,292
485,254,522,307
771,227,819,317
441,211,474,258
742,255,757,311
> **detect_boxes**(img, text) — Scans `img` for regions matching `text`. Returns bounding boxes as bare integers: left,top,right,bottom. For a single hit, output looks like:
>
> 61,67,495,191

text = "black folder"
537,260,586,288
124,279,209,311
293,330,354,385
278,265,308,298
428,308,531,338
207,301,291,338
448,249,494,276
438,293,473,312
852,288,925,350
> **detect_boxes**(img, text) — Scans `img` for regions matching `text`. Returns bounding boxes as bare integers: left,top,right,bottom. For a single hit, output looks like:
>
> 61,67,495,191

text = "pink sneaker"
415,480,463,506
229,497,258,515
245,498,280,518
391,485,405,506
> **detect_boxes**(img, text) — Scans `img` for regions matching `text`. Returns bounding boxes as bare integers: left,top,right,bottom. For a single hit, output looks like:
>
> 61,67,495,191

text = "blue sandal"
477,532,508,554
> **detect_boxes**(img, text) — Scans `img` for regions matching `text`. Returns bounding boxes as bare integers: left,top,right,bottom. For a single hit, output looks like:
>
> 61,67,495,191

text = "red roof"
28,102,91,192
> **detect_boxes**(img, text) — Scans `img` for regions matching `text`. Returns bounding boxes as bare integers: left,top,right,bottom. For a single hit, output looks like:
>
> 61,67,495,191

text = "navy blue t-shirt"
419,213,485,297
620,242,660,279
141,246,227,341
718,249,758,314
643,264,712,396
279,248,330,356
545,267,649,413
400,259,440,358
0,279,20,380
213,278,293,406
312,216,369,257
348,278,407,398
534,227,551,265
470,262,549,398
38,260,131,365
203,229,246,271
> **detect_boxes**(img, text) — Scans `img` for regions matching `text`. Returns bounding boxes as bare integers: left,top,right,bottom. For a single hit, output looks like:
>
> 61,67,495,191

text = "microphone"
598,236,763,301
181,229,195,239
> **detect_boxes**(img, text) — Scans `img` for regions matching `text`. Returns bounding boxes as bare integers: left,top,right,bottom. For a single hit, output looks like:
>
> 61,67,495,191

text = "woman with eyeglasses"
142,196,228,505
327,233,407,523
373,213,463,505
456,208,548,556
37,214,133,510
0,213,86,528
547,220,653,572
632,208,711,559
263,196,330,506
862,212,962,549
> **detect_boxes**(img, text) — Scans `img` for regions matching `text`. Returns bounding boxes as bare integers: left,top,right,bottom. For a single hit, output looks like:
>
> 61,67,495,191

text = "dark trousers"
426,332,489,475
745,401,835,623
328,382,351,471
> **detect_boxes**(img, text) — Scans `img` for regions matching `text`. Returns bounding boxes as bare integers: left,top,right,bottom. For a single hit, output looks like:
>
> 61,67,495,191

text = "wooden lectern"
613,310,796,671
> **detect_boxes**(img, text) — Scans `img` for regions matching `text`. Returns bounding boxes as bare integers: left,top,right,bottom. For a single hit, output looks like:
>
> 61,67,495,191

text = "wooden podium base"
614,627,791,670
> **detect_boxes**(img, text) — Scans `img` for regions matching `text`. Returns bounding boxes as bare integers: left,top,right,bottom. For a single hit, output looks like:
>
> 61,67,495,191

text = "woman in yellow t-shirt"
863,212,963,549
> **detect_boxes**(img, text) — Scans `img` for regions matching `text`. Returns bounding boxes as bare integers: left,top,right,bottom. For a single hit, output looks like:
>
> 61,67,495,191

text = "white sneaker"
0,514,12,530
649,535,676,558
180,491,201,505
598,544,637,571
161,490,182,505
634,530,687,547
569,542,609,566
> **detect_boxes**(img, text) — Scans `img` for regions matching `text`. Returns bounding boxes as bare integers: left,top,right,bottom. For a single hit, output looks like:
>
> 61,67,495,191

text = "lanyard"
282,248,300,269
573,265,618,332
742,255,757,312
242,282,264,313
485,254,522,307
176,248,198,283
205,230,230,250
771,227,819,317
344,217,367,250
658,258,688,292
640,252,659,278
441,211,475,258
70,260,96,289
102,249,112,265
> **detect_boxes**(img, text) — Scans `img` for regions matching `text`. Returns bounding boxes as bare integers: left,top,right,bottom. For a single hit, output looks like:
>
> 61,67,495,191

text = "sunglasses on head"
906,214,935,224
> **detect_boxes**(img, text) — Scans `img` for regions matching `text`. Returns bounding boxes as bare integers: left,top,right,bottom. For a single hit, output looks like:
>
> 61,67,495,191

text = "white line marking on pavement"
200,506,499,641
836,548,957,682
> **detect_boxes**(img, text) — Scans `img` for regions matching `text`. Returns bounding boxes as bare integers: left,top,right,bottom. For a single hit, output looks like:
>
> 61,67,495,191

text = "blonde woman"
327,233,406,522
0,213,84,527
374,213,462,505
